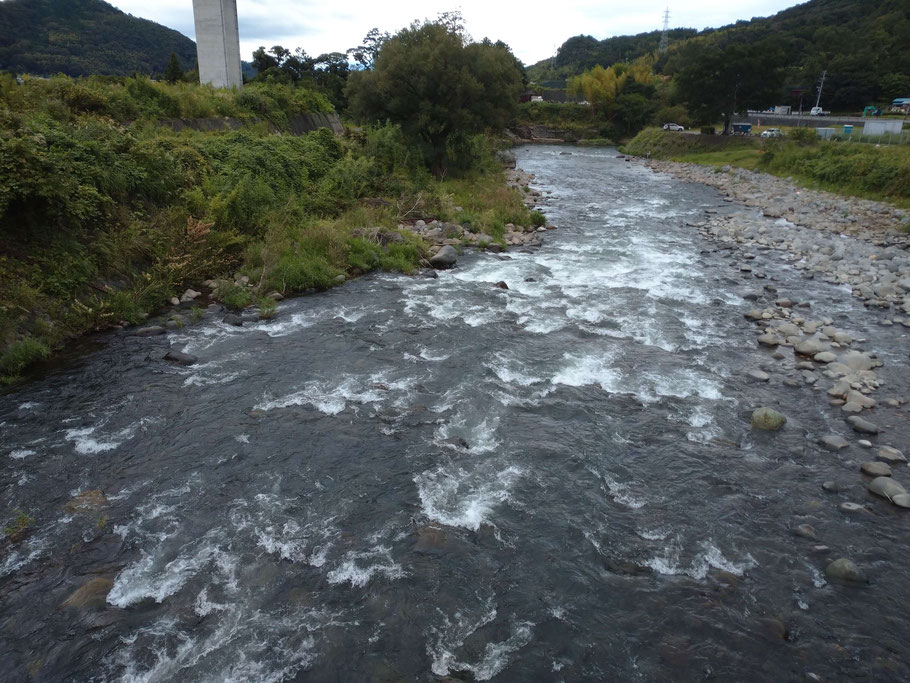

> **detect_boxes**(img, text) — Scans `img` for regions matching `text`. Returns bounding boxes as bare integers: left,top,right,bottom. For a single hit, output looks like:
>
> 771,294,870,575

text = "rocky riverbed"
637,157,910,512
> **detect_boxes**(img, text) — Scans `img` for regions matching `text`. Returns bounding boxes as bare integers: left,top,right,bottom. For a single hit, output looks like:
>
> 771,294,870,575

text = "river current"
2,145,910,681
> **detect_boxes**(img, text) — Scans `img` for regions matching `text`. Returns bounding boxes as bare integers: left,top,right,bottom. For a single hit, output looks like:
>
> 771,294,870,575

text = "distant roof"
893,98,910,104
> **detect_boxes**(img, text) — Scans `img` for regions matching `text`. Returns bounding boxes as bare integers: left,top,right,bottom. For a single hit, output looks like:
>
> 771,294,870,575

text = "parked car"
662,123,685,131
760,128,782,138
809,106,828,116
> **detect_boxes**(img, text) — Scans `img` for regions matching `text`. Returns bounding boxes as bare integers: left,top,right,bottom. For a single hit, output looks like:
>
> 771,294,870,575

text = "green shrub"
217,281,253,310
788,127,817,144
530,210,546,227
257,296,278,319
0,338,50,377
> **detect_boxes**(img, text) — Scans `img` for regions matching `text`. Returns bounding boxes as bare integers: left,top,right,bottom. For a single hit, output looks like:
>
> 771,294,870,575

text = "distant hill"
0,0,198,77
527,0,910,110
527,28,700,84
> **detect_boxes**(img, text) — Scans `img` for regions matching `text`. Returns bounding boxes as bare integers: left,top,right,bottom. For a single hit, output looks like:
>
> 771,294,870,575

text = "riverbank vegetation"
622,128,910,207
0,17,535,383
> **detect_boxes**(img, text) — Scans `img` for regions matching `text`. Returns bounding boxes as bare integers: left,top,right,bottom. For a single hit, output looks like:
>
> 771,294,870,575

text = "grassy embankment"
0,75,539,383
515,102,615,145
622,128,910,208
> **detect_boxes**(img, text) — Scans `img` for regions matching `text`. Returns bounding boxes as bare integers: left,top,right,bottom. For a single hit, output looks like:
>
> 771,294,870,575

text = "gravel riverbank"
636,158,910,511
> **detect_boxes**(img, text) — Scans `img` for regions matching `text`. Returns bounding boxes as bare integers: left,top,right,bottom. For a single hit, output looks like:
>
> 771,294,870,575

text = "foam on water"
64,416,158,455
486,353,543,387
8,448,35,459
645,538,757,580
256,376,387,414
326,545,405,587
107,536,229,607
428,601,534,681
415,464,523,531
551,352,620,392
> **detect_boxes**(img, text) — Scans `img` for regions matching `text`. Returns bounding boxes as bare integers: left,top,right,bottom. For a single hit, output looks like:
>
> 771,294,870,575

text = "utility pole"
659,8,670,55
814,70,827,109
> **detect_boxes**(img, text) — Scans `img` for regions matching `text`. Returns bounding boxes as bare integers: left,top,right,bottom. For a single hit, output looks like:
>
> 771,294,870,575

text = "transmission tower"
659,7,670,54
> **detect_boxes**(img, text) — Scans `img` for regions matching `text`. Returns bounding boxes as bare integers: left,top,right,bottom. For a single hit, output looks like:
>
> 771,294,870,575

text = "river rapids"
2,145,910,681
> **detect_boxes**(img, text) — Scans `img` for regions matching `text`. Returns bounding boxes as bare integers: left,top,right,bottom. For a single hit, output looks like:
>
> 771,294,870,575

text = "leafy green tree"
668,34,785,133
164,52,184,84
345,16,524,174
346,28,390,70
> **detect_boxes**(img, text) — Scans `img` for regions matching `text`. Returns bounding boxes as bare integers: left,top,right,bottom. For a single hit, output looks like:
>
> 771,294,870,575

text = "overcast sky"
108,0,803,65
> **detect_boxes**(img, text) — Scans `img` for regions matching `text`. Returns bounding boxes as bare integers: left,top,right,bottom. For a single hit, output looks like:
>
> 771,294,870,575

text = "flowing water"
2,145,910,682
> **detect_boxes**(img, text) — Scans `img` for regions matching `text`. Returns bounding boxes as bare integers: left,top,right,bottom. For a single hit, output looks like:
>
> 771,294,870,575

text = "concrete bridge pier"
192,0,243,89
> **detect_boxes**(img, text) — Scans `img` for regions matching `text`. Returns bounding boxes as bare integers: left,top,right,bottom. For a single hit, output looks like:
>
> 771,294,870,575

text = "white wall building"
192,0,243,89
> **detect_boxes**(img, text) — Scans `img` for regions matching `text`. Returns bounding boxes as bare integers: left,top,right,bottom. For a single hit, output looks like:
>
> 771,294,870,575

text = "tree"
346,28,390,70
251,46,314,84
164,51,184,84
668,34,785,134
345,16,524,174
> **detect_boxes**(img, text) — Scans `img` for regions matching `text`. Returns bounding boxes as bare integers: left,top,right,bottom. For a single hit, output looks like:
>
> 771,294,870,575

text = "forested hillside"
528,0,910,110
0,0,198,77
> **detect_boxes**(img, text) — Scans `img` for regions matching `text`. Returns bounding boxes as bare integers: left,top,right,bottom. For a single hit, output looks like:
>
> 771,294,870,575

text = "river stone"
794,339,823,356
813,351,837,363
843,351,876,372
841,402,864,413
877,446,906,463
61,577,114,610
746,369,770,382
819,435,848,451
493,281,509,290
222,314,243,326
793,524,816,540
892,493,910,509
846,390,875,409
861,462,892,477
839,502,865,513
858,439,873,448
63,490,107,514
846,415,880,434
429,245,458,269
751,407,787,431
868,476,906,500
757,333,780,346
133,325,166,337
163,350,198,366
825,558,863,583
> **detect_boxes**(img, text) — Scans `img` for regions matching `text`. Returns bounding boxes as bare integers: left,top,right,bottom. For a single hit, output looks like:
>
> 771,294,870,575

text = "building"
192,0,243,89
891,98,910,114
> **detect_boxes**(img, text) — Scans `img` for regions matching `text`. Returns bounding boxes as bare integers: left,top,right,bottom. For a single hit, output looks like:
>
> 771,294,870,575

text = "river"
2,145,909,681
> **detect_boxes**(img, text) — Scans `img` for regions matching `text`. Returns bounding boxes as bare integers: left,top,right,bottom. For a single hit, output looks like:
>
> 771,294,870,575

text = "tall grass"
0,80,536,381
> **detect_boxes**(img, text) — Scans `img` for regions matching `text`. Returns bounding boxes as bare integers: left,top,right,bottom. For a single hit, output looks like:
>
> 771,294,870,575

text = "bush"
0,338,49,377
788,127,817,144
701,126,716,135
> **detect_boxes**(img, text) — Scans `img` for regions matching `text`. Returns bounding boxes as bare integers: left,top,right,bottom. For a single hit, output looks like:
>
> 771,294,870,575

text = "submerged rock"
63,490,107,514
132,325,166,337
61,577,114,610
222,314,243,327
825,558,864,583
751,407,787,431
163,350,198,366
819,435,848,451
